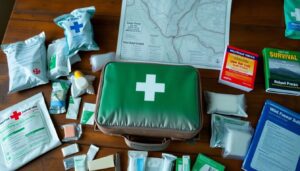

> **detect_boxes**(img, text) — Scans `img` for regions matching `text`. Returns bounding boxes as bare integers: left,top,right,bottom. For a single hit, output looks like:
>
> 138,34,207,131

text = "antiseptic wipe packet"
1,32,48,93
0,93,61,170
54,6,99,54
284,0,300,39
47,38,81,80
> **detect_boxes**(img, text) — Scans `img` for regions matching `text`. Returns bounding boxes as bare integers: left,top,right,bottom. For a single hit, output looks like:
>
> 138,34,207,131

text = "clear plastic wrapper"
61,123,82,142
54,6,99,54
1,32,48,93
205,91,247,117
49,79,71,114
210,114,250,148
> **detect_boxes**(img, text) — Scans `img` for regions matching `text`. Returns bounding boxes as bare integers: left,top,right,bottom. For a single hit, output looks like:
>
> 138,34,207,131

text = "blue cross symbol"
70,21,83,33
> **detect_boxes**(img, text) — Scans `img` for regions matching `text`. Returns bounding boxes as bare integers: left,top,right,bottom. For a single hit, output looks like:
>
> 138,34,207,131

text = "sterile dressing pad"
0,93,61,171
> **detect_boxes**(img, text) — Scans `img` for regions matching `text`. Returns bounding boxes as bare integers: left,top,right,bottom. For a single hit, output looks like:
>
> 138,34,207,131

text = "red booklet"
219,45,259,92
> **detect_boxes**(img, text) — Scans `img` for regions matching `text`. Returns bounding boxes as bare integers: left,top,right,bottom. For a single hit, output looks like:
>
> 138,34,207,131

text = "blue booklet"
242,100,300,171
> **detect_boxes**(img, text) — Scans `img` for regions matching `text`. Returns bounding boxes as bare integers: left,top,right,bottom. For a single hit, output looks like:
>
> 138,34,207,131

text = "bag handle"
123,136,171,151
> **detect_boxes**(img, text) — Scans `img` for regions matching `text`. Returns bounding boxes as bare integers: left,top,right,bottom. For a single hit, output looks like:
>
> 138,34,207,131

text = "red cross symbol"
10,111,21,120
33,68,41,75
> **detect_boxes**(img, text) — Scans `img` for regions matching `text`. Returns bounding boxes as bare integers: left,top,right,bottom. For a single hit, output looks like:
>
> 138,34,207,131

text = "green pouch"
284,0,300,39
95,62,202,151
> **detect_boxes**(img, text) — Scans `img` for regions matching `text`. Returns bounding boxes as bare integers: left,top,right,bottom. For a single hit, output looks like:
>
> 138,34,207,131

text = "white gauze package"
205,91,247,117
0,93,61,170
1,32,48,93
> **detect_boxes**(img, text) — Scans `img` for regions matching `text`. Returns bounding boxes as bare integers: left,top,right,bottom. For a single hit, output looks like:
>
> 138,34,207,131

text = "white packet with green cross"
47,38,81,80
0,93,61,171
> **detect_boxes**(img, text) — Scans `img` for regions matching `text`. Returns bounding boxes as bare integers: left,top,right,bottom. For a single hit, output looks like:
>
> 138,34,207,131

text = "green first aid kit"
95,62,202,151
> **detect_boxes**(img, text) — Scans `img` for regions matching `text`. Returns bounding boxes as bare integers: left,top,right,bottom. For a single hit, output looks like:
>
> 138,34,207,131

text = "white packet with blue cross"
47,38,81,80
54,6,99,54
1,32,48,93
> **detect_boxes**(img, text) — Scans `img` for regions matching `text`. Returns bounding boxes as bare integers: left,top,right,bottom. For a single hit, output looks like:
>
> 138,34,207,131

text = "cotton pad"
1,32,48,93
54,6,99,54
205,91,247,117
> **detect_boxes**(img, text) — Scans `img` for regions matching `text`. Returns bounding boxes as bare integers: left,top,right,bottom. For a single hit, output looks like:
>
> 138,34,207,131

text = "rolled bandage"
90,52,116,72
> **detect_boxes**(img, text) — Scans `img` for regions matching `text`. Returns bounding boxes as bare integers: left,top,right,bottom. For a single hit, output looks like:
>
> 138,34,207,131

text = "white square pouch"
0,93,61,170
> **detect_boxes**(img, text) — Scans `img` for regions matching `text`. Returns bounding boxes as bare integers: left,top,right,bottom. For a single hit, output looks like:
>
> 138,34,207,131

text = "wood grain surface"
0,0,300,170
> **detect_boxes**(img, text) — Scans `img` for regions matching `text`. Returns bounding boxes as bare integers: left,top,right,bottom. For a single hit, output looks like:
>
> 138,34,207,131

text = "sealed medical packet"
1,32,48,93
47,38,81,80
50,80,71,114
0,93,61,170
210,114,250,148
66,96,81,120
54,6,99,54
205,91,247,117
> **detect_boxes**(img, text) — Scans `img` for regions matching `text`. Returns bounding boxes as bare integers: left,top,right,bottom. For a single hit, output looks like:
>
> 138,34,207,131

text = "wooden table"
1,0,300,170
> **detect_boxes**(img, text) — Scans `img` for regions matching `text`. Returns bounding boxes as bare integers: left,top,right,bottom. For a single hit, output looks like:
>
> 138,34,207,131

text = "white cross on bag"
291,8,300,21
136,74,165,101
